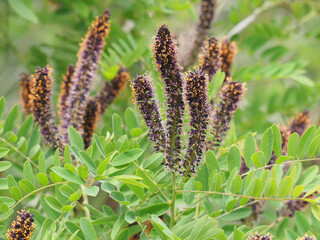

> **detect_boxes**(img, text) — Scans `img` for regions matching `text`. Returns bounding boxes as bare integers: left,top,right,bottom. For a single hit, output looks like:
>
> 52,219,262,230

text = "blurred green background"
1,0,320,139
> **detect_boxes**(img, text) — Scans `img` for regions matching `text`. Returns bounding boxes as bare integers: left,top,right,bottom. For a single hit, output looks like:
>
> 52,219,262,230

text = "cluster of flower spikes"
6,208,35,240
241,111,311,223
246,232,273,240
131,23,246,176
296,233,317,240
20,8,130,150
203,37,247,150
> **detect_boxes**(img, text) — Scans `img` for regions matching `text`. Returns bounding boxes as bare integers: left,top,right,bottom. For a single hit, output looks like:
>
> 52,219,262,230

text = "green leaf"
287,133,299,158
8,0,38,23
227,146,241,172
150,215,182,240
298,126,316,159
279,176,293,198
292,185,304,198
0,148,9,159
308,135,320,158
292,74,314,87
23,161,34,185
51,167,86,185
244,133,255,168
97,157,111,175
69,190,82,201
18,179,34,193
10,186,23,200
296,166,318,185
233,228,244,240
110,191,125,202
38,152,46,173
68,127,84,150
295,211,311,235
0,97,5,119
17,115,34,139
36,173,49,186
111,149,144,166
260,127,273,163
62,205,74,212
64,144,72,164
264,178,277,198
7,174,18,189
231,175,242,194
0,161,11,172
85,186,99,197
45,196,62,213
65,221,85,239
111,212,126,239
101,182,115,193
4,105,18,133
275,155,293,164
143,152,163,170
80,217,98,240
114,175,149,189
38,219,54,240
205,150,220,172
251,151,266,167
53,148,60,167
112,113,122,142
125,211,137,224
183,177,195,205
311,204,320,221
79,151,97,174
208,70,225,99
272,124,282,157
304,184,320,198
93,134,106,158
138,203,170,221
125,108,138,130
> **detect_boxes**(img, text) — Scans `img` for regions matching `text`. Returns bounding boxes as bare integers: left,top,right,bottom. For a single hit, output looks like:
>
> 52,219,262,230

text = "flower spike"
209,79,246,149
246,232,273,240
153,24,185,171
6,208,35,240
60,9,111,143
198,36,221,81
181,0,217,68
82,98,100,149
131,74,166,152
20,73,33,114
29,65,63,149
296,233,317,240
96,66,130,114
58,64,75,122
184,70,210,175
289,110,310,136
220,38,237,79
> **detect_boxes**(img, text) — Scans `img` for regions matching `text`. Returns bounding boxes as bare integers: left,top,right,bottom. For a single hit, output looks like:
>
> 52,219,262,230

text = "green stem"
0,181,70,222
170,172,176,229
0,137,39,169
177,190,308,202
132,161,170,203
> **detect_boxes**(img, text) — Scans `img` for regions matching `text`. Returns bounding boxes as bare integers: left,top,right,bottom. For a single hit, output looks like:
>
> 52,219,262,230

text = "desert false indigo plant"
20,9,129,150
3,1,320,239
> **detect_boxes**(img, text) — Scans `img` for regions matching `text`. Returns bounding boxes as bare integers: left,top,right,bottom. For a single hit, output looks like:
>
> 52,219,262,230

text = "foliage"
1,0,320,239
